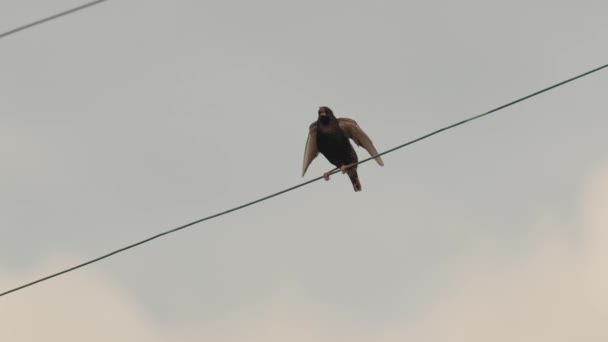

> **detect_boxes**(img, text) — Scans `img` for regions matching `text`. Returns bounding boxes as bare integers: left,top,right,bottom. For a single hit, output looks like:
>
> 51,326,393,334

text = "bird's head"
318,106,335,122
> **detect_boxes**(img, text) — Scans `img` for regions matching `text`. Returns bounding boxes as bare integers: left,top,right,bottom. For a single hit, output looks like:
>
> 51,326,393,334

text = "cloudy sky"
1,0,607,341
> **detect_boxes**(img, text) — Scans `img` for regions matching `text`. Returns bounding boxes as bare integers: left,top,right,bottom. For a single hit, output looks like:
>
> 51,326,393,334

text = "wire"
357,63,608,165
1,63,606,298
0,0,108,40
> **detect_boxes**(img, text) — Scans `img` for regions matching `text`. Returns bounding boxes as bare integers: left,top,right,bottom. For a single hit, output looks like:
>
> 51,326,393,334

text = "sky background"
1,0,607,341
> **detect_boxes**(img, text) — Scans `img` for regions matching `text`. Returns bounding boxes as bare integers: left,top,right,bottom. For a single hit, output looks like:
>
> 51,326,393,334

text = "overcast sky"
1,1,607,341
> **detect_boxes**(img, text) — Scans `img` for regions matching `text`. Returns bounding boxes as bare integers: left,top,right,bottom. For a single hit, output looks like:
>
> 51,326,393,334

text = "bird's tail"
347,168,361,192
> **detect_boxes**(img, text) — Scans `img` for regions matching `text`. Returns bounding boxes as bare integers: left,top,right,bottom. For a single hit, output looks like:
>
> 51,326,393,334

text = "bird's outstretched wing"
338,118,384,166
302,122,319,176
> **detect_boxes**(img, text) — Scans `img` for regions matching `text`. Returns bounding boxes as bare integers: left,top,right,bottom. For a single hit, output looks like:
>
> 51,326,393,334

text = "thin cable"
0,0,108,40
357,63,608,165
1,63,606,298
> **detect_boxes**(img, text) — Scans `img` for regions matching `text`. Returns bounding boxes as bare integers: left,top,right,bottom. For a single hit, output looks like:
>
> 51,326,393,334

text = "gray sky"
1,0,607,341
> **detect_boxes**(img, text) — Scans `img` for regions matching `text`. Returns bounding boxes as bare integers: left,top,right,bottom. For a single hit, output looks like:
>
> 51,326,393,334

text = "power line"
0,0,108,40
1,63,606,298
358,63,608,165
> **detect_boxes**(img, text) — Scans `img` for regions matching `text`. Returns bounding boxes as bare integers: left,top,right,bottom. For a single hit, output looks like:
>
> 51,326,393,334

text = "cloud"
2,165,608,342
0,262,345,342
381,164,608,341
0,257,168,342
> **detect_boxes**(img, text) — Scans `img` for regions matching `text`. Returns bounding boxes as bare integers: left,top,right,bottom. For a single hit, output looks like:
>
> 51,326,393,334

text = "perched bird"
302,106,384,192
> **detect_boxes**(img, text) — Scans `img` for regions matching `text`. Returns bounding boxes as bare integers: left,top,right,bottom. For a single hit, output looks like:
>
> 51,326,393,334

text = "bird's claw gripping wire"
323,167,341,181
323,165,352,181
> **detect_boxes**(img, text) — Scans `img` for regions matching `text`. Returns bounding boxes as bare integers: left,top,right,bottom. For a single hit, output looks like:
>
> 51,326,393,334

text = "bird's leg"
323,167,338,181
341,162,357,174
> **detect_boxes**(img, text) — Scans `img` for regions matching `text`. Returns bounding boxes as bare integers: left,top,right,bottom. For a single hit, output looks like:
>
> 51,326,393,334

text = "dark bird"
302,106,384,192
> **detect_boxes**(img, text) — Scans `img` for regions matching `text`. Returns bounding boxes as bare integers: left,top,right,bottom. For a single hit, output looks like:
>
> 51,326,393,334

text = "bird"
302,106,384,192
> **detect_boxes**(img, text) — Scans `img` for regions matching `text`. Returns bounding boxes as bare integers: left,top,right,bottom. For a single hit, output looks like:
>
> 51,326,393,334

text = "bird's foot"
340,165,350,174
323,171,332,181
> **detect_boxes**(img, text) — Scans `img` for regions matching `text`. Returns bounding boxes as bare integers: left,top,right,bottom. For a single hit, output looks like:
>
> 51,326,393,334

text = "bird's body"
314,115,361,190
315,116,358,168
302,106,383,192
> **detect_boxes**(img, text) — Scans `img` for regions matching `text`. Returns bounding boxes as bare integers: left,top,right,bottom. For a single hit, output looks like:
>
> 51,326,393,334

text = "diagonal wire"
0,0,108,40
356,63,608,166
1,63,606,298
